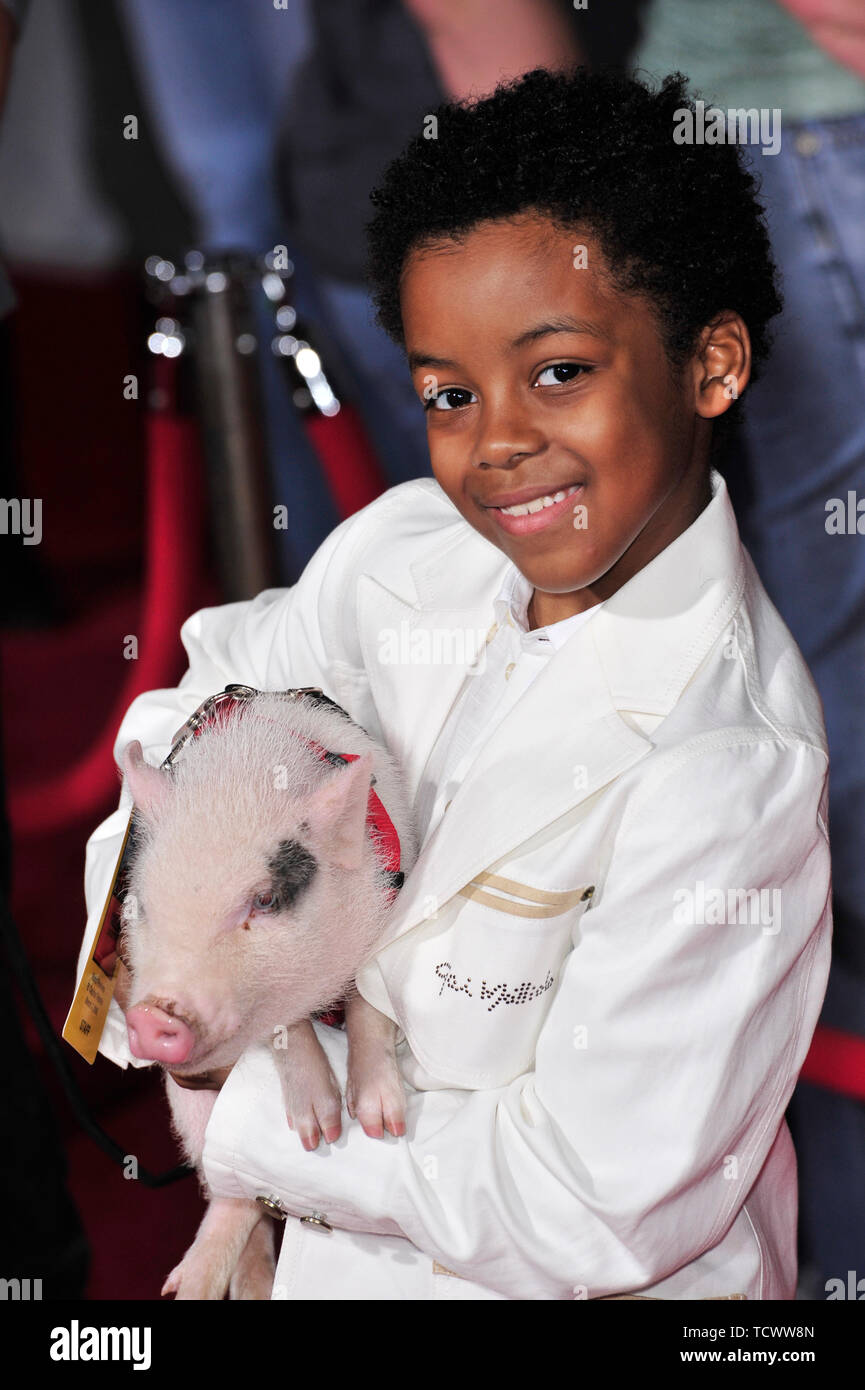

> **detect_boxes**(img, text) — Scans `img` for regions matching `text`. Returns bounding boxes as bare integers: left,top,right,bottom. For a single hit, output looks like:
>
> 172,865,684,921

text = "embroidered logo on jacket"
435,962,556,1011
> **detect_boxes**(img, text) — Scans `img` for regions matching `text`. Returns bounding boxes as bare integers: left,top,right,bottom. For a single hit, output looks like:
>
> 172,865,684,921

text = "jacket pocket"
386,871,596,1089
457,870,595,920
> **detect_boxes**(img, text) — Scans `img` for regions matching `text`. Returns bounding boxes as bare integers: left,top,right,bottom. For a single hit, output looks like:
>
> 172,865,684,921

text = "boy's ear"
692,312,751,420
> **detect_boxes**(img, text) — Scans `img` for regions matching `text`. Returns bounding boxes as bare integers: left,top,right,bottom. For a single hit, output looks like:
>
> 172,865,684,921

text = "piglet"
117,691,417,1300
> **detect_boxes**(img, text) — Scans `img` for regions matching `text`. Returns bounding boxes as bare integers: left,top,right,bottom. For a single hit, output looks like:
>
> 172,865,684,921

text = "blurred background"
0,0,863,1301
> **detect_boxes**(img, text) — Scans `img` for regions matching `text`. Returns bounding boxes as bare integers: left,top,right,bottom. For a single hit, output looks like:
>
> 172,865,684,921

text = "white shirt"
414,563,601,845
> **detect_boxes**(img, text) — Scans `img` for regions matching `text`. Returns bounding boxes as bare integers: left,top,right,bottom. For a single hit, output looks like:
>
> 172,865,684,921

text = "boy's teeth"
498,484,579,517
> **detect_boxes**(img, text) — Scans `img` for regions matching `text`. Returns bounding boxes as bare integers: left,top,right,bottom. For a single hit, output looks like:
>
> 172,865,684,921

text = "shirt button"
504,662,516,680
299,1210,333,1232
256,1195,288,1221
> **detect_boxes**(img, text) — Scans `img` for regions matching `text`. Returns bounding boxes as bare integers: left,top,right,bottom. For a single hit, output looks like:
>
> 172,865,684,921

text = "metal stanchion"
143,249,342,601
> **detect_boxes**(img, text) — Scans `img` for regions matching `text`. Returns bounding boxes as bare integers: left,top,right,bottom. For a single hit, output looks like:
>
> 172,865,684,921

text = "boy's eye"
534,363,590,387
425,387,477,412
422,364,589,412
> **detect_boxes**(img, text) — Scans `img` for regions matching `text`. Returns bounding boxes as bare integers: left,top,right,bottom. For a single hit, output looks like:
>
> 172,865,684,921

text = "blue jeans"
723,111,865,1292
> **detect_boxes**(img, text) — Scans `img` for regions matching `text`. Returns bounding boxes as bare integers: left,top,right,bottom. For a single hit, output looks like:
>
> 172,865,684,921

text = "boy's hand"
168,1067,234,1091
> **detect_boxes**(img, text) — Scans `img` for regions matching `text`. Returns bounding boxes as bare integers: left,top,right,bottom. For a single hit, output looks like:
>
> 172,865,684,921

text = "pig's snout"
126,1001,195,1064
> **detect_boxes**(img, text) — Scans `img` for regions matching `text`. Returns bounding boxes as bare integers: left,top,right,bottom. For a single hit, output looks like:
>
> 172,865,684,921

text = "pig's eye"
252,890,279,913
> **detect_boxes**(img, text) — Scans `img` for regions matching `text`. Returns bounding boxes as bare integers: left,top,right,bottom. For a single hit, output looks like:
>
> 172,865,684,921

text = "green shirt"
632,0,865,122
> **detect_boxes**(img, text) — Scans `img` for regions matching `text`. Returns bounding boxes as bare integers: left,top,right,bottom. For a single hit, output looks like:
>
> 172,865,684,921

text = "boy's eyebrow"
407,350,457,371
407,316,611,371
511,316,611,348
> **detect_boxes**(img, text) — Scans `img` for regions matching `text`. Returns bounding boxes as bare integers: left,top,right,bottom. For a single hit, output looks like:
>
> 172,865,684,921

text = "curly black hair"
366,67,782,393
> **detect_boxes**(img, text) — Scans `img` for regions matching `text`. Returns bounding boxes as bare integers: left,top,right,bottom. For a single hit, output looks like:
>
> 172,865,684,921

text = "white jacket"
77,468,832,1301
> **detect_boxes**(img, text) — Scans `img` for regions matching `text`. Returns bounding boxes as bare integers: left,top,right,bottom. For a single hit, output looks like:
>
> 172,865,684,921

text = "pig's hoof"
289,1112,343,1150
161,1255,226,1301
346,1058,406,1140
161,1262,205,1301
277,1025,345,1149
283,1081,344,1150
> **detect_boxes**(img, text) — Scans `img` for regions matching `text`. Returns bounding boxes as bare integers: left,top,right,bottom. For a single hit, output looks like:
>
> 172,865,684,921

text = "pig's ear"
120,740,172,821
303,753,374,871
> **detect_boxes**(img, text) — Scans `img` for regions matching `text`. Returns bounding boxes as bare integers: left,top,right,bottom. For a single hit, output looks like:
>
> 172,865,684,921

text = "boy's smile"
402,212,747,626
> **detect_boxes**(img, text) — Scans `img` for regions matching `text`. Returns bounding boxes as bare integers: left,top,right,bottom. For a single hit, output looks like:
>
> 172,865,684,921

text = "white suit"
77,468,832,1300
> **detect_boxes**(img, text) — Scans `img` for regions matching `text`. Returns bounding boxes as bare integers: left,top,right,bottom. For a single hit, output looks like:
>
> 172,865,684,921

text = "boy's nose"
470,409,546,470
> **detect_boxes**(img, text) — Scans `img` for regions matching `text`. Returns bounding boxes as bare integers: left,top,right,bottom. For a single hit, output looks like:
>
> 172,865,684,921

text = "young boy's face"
401,211,722,623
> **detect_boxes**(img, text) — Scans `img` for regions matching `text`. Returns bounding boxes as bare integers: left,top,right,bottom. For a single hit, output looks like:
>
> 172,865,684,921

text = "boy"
77,67,831,1299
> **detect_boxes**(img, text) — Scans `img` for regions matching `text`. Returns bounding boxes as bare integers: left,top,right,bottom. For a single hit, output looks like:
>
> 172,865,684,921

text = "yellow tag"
62,960,115,1064
63,811,136,1063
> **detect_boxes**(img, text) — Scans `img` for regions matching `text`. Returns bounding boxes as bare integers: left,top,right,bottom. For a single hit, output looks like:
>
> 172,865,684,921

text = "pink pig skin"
117,693,418,1300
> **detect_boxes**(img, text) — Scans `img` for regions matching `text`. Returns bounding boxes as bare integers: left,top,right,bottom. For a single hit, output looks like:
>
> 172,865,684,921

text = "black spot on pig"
266,838,318,908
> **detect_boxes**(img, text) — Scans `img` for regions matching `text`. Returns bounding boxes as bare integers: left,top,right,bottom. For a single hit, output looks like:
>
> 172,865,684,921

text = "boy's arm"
203,735,831,1298
76,493,397,1070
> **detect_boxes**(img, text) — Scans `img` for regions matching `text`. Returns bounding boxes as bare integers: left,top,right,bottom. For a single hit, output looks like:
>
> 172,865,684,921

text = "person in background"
117,0,342,577
631,0,865,1298
120,2,630,559
276,0,590,488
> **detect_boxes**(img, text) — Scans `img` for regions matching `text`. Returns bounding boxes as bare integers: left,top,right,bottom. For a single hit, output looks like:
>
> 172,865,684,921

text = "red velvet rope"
10,404,204,834
800,1025,865,1102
